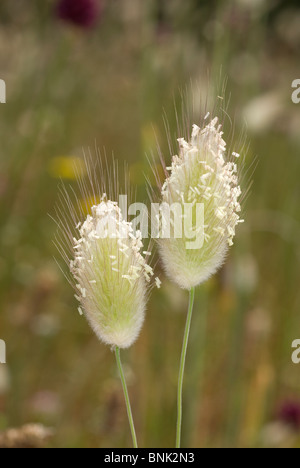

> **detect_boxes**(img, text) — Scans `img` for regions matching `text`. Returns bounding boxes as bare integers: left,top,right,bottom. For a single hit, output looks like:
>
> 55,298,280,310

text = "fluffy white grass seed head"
72,197,152,348
158,116,244,290
55,156,156,349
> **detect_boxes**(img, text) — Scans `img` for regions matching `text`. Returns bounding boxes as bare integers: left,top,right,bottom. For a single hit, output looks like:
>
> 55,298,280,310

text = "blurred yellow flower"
48,157,87,180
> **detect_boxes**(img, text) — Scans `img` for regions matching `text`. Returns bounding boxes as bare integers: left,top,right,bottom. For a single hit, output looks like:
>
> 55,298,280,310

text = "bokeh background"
0,0,300,448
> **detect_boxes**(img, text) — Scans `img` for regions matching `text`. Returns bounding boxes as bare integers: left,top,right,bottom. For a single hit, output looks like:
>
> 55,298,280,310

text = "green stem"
176,287,195,448
115,346,138,448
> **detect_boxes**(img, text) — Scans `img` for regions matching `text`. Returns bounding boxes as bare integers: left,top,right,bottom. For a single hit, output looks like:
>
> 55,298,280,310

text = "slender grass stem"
176,287,196,448
115,346,138,448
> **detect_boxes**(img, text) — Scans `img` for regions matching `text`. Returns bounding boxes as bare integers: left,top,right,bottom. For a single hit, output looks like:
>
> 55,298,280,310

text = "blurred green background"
0,0,300,448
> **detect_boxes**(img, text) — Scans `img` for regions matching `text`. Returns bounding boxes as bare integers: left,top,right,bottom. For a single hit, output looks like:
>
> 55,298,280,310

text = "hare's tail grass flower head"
54,154,157,349
71,198,150,349
157,115,244,290
150,88,249,447
54,154,158,448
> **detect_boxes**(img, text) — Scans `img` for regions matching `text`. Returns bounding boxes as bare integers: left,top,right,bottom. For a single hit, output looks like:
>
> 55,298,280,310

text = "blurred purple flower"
278,400,300,430
56,0,100,28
